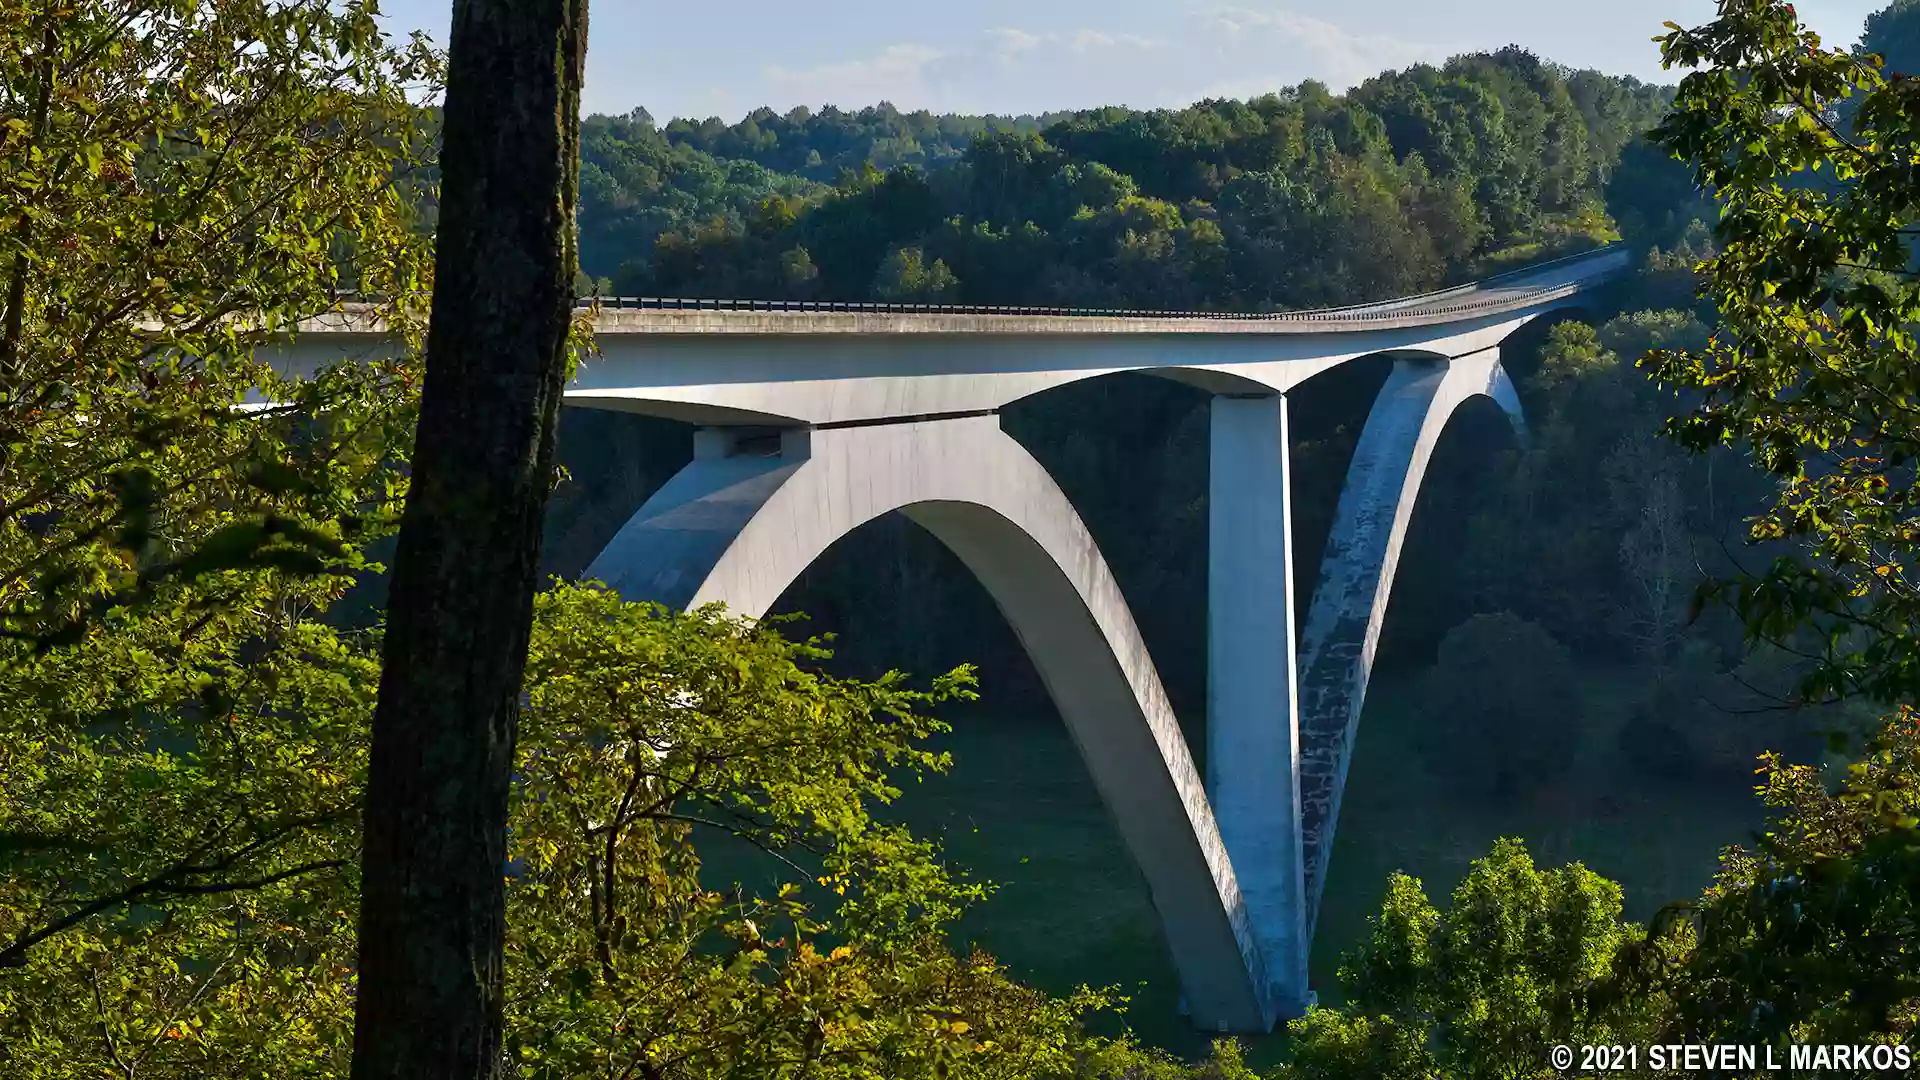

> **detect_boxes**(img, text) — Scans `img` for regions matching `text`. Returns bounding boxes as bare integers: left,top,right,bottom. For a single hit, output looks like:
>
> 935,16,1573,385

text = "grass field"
868,662,1767,1063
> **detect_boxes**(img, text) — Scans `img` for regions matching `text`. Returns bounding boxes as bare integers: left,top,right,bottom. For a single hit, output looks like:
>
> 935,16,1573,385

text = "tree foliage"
0,2,429,1072
0,0,440,653
1612,0,1920,1056
1648,712,1920,1049
1860,0,1920,76
0,0,437,997
1646,0,1920,709
584,57,1668,310
1,569,1250,1077
1416,613,1580,796
1277,839,1673,1080
1282,713,1920,1076
502,589,1187,1080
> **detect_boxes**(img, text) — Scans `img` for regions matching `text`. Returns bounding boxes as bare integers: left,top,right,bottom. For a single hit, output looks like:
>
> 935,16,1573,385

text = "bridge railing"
319,242,1625,325
584,242,1624,322
1206,240,1625,319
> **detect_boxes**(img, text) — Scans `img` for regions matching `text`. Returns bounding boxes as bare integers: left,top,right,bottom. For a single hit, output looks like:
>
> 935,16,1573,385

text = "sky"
371,0,1892,123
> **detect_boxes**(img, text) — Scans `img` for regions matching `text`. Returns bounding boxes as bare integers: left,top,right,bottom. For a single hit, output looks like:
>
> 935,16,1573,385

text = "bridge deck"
293,245,1629,340
255,244,1629,426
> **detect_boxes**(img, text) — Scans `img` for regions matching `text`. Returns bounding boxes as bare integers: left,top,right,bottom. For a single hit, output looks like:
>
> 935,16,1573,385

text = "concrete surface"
1294,349,1525,935
1206,395,1310,1018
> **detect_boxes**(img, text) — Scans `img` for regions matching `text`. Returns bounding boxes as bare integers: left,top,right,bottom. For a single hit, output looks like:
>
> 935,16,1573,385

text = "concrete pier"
1206,394,1309,1019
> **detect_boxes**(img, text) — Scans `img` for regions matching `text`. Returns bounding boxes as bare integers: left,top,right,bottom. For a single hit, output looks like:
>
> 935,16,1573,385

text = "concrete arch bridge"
271,244,1629,1032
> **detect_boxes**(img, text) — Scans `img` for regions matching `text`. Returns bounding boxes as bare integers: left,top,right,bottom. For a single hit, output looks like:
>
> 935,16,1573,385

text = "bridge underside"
578,347,1524,1032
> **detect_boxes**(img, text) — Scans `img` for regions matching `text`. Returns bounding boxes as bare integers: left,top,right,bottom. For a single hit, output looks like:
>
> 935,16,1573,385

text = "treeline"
576,104,1070,282
574,47,1697,312
652,103,1071,178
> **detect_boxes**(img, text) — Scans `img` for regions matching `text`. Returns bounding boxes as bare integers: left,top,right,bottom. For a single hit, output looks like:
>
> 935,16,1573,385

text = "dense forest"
11,1,1920,1077
571,49,1696,310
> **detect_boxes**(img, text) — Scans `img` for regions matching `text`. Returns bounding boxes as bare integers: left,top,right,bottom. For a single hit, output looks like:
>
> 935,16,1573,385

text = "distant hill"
574,47,1699,313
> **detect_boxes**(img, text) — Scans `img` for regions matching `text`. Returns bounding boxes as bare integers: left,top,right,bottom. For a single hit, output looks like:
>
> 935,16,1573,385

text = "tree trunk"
349,2,588,1078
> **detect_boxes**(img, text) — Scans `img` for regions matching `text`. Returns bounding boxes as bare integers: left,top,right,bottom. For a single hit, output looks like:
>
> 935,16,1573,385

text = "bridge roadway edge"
251,244,1626,430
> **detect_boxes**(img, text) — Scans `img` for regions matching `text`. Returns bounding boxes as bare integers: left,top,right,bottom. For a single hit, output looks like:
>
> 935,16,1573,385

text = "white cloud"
1194,5,1449,87
740,8,1449,119
763,43,946,109
986,28,1044,60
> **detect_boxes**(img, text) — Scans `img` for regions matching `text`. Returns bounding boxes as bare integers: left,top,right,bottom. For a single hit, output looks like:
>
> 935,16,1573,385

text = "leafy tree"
1416,613,1580,797
1277,839,1671,1080
1646,0,1920,709
0,576,1242,1079
0,0,439,652
778,245,822,295
1284,713,1920,1074
348,0,590,1077
1457,309,1748,666
656,103,1060,182
0,0,435,1001
500,587,1225,1080
1582,0,1920,1058
1651,711,1920,1049
1605,136,1718,258
871,246,960,302
580,118,824,290
1860,0,1920,76
0,0,434,1047
0,604,379,1076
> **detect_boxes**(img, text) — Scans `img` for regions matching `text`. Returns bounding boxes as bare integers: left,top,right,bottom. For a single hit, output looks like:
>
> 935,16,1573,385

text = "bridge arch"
1295,348,1526,933
583,414,1281,1032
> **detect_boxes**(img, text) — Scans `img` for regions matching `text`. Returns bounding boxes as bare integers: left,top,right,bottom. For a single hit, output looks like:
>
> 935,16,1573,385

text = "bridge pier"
1295,349,1524,933
1206,394,1310,1019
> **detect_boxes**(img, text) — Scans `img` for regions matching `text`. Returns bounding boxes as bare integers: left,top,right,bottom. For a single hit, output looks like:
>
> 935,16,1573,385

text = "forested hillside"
575,105,1067,286
573,48,1691,312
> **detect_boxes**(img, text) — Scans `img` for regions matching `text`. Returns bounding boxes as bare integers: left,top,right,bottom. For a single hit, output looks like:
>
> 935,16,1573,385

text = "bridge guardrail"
585,278,1605,325
318,242,1624,327
582,242,1623,322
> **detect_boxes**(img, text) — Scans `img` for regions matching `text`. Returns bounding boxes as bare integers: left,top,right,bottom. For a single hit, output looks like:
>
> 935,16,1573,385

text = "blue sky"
372,1,1890,122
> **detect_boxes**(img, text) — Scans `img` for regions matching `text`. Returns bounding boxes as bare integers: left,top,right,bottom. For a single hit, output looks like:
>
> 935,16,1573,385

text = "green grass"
870,662,1766,1063
884,711,1188,1049
693,660,1769,1063
1311,666,1764,995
